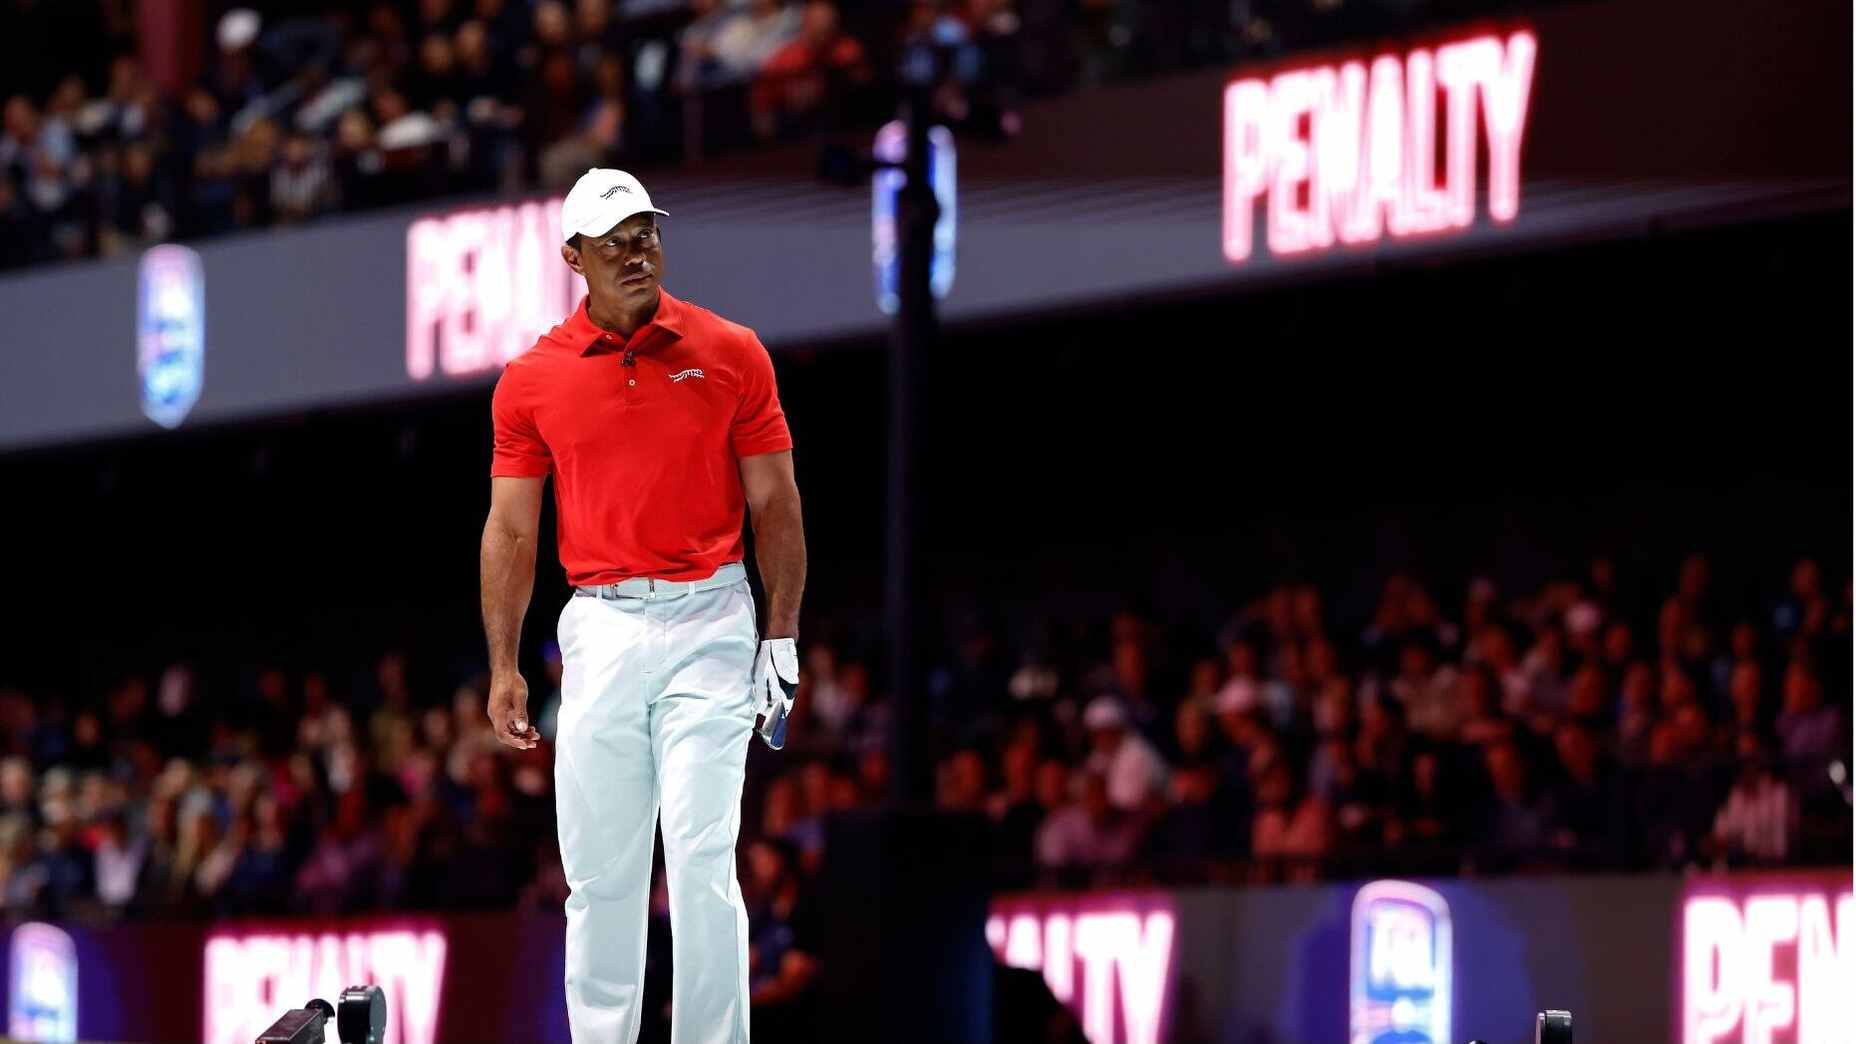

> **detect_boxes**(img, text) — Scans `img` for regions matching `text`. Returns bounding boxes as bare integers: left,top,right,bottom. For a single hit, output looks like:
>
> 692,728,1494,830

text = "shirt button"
628,378,636,386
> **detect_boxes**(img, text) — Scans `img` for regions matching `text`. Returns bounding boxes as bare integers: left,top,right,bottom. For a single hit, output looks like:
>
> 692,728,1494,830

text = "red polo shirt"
490,289,792,585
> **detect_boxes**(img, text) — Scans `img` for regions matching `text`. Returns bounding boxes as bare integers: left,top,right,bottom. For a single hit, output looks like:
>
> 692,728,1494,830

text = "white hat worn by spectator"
218,9,262,52
561,168,670,244
1081,697,1169,810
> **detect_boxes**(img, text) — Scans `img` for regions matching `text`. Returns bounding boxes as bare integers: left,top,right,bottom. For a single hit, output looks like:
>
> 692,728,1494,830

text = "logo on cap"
600,185,631,199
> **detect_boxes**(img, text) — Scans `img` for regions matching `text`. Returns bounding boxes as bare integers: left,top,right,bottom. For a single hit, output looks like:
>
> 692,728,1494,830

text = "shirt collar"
567,288,687,355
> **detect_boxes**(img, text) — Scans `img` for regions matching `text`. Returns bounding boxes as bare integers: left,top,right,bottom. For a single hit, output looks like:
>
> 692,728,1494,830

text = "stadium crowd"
0,552,1847,925
0,547,1847,1036
1,0,1524,270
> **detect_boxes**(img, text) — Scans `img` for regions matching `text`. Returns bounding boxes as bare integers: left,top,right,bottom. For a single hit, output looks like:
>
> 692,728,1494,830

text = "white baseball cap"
561,168,668,243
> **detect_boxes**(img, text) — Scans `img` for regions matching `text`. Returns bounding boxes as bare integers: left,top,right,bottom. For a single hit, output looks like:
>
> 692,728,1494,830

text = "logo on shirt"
600,185,631,199
669,369,705,382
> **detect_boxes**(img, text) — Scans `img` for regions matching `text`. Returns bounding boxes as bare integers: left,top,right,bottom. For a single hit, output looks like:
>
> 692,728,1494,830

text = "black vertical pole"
842,75,990,1044
886,86,938,808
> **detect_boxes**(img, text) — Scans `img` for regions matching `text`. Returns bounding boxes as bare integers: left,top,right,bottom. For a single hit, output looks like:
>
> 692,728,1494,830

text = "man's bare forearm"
752,489,806,639
481,519,537,675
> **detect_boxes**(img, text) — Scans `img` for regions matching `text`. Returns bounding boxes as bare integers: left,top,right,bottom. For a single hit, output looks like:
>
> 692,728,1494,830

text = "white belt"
572,561,746,601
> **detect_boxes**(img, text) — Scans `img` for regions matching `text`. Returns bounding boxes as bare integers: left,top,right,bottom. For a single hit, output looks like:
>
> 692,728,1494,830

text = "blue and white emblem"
8,922,78,1043
1350,880,1452,1044
137,244,206,429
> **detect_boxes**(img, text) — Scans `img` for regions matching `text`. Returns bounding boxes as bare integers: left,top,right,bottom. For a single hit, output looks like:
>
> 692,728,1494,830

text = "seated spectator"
1217,637,1293,729
1250,754,1331,871
271,132,335,223
1456,663,1515,747
986,733,1043,868
293,787,383,915
93,809,146,910
1635,702,1729,865
937,747,989,813
1474,741,1555,856
1775,662,1845,777
1309,735,1382,845
1710,748,1795,865
0,758,35,826
1035,771,1140,872
1080,697,1168,811
1563,662,1610,731
751,1,870,139
1546,721,1616,853
1390,640,1459,740
1145,761,1237,864
1353,695,1409,793
1384,747,1462,850
712,0,803,84
763,775,825,870
1616,661,1658,765
1724,660,1768,738
1170,699,1223,771
745,837,821,1043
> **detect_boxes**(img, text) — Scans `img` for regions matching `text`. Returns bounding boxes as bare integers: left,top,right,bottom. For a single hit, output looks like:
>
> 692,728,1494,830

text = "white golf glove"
752,637,799,750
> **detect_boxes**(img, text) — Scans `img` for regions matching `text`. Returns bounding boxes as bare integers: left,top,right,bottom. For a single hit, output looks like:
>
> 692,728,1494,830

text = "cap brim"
569,207,670,240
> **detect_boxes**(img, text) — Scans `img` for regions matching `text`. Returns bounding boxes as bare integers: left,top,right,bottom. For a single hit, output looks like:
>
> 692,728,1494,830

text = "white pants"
554,565,758,1044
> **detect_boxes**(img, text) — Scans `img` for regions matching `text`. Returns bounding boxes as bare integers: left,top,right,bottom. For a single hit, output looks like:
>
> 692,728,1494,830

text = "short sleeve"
490,366,553,477
731,332,793,458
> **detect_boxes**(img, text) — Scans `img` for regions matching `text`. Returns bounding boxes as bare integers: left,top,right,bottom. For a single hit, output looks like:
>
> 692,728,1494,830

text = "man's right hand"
488,670,540,750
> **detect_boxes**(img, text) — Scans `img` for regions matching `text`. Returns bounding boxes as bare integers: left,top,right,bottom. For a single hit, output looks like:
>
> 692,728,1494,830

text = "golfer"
480,167,806,1044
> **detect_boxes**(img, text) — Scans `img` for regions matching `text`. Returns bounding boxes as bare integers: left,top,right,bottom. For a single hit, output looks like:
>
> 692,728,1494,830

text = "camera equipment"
252,986,387,1044
1537,1009,1573,1044
337,985,388,1044
254,998,334,1044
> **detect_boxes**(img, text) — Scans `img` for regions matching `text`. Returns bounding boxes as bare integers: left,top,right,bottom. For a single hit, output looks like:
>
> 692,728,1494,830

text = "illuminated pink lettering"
1685,898,1745,1044
1043,913,1074,1003
1743,896,1799,1044
1223,79,1272,262
987,900,1174,1044
1223,30,1538,263
203,928,447,1044
1683,886,1853,1044
1797,894,1853,1044
405,200,587,381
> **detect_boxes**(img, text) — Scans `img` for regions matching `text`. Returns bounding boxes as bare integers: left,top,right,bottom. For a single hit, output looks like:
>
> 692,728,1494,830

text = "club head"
757,700,788,750
1537,1009,1572,1044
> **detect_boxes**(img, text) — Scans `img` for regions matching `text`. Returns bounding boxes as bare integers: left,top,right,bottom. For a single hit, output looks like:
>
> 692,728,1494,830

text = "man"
1079,696,1168,811
480,167,806,1043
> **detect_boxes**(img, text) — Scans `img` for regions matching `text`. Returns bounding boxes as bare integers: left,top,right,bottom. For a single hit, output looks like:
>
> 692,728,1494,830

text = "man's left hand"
753,637,799,750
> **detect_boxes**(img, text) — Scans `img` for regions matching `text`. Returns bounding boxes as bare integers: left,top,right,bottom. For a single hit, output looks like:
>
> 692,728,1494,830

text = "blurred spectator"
987,731,1044,869
1476,741,1554,857
750,1,869,140
1775,662,1845,774
1545,722,1615,852
271,132,336,223
1250,753,1331,873
1390,640,1459,739
745,837,821,1042
294,786,383,914
1036,771,1139,872
1710,748,1795,864
712,0,803,85
1080,696,1167,811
